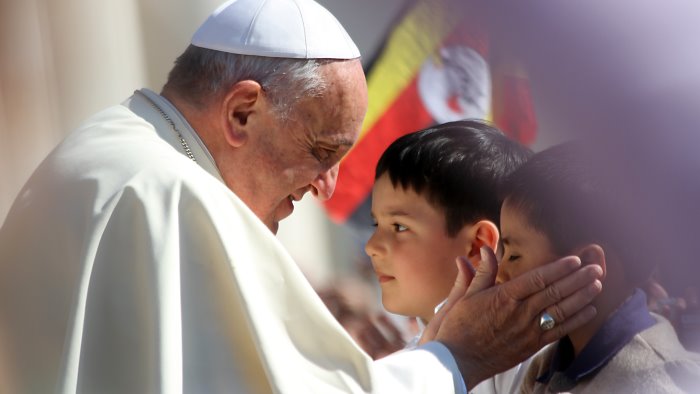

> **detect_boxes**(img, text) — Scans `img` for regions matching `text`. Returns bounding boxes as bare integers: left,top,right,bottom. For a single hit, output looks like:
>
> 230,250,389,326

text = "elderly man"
0,0,601,392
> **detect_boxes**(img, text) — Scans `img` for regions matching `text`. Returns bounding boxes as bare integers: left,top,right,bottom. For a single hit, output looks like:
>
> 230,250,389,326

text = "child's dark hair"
502,141,655,286
375,120,532,237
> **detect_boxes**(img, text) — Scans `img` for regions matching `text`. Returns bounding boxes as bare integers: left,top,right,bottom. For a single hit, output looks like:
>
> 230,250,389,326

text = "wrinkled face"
365,174,466,322
496,200,559,285
235,60,367,233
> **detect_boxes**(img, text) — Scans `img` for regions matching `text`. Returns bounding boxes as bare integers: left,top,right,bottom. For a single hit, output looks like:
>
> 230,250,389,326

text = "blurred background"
2,0,699,349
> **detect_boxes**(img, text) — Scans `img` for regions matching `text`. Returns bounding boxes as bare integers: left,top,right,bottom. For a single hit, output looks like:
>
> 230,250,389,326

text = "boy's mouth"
375,272,395,283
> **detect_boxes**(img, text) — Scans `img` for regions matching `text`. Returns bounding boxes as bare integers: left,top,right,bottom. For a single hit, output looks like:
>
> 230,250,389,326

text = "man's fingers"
543,277,602,323
465,246,497,297
529,271,601,345
500,258,602,347
444,256,475,310
526,265,603,320
542,305,597,344
506,256,583,300
419,257,474,345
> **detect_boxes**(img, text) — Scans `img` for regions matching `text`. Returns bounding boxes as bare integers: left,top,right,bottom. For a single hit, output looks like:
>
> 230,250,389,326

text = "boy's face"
496,200,559,285
365,174,467,321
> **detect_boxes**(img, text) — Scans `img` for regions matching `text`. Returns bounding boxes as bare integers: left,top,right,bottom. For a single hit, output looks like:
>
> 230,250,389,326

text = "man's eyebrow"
316,138,354,150
332,138,356,148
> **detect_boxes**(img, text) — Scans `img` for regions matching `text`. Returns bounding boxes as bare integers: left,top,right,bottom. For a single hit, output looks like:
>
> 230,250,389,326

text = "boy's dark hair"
375,120,532,237
502,141,655,286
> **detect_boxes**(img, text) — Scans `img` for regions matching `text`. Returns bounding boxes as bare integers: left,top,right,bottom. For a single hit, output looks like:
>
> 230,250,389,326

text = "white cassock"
0,89,465,393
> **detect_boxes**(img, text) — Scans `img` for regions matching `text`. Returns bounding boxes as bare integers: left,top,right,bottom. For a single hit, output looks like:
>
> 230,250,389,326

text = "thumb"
419,256,475,345
465,246,498,297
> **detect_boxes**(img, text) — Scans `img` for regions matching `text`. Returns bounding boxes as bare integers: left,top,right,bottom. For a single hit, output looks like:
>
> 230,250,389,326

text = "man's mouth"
271,197,295,228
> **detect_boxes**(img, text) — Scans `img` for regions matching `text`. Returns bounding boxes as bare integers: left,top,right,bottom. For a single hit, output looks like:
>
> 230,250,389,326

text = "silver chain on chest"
137,91,197,162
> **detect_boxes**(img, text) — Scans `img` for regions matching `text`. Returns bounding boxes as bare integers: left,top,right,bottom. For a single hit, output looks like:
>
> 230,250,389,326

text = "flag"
324,0,537,229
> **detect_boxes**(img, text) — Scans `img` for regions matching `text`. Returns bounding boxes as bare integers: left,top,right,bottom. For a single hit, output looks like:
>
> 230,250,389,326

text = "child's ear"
464,220,499,262
579,243,607,280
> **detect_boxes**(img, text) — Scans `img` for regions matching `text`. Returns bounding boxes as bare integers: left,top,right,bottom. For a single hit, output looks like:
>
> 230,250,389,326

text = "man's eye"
393,223,408,232
311,145,337,163
311,147,328,162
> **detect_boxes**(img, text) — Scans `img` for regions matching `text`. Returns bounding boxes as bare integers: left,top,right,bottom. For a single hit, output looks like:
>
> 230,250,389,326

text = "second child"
496,142,700,393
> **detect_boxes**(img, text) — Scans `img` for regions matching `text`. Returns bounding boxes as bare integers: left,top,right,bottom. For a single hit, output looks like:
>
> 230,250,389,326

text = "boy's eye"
393,223,408,232
508,254,520,262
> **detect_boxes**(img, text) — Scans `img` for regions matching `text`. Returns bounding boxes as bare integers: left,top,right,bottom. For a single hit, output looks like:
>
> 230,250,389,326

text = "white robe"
0,90,464,393
406,308,533,394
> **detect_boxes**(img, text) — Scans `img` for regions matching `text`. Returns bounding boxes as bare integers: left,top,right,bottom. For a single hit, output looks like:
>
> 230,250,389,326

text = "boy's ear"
221,80,263,147
579,243,607,280
464,220,499,262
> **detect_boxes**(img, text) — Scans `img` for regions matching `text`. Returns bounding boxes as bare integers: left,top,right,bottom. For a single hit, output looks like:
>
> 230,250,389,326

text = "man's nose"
310,164,339,201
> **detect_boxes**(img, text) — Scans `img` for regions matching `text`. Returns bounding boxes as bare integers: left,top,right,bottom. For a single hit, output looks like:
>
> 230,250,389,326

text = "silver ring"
539,312,556,331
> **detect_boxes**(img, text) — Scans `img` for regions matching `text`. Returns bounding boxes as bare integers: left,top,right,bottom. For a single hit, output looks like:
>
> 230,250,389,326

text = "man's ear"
221,80,263,147
463,220,499,264
579,243,607,280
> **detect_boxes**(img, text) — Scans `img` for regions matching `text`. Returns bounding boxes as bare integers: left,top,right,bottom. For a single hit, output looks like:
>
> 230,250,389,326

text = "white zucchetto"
191,0,361,59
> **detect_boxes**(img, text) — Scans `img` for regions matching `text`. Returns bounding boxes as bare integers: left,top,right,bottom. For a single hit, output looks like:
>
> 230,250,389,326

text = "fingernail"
480,246,488,262
589,280,603,296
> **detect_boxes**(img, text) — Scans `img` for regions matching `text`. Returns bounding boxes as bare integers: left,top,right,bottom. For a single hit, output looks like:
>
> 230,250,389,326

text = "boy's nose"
364,231,382,257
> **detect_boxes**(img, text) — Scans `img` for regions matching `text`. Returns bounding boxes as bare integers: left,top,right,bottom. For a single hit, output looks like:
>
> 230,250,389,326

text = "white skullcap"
191,0,360,59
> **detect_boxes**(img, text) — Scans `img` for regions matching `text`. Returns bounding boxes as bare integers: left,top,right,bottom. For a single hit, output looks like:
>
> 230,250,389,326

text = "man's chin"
268,213,288,234
263,198,296,233
269,214,288,234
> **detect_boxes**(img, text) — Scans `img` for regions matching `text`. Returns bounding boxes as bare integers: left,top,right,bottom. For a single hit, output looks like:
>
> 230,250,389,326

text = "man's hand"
419,255,476,345
428,247,603,390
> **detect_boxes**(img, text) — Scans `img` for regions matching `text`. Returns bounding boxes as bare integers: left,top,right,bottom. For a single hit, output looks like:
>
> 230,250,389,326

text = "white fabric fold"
0,92,463,393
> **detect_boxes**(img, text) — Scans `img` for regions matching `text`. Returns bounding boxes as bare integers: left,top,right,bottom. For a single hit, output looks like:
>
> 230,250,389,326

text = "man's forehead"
305,95,362,147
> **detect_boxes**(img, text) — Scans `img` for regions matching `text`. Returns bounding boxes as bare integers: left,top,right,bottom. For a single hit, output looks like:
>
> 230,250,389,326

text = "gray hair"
163,45,329,120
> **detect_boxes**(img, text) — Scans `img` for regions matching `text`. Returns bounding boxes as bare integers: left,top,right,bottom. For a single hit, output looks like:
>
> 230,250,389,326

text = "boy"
496,142,700,393
365,120,532,392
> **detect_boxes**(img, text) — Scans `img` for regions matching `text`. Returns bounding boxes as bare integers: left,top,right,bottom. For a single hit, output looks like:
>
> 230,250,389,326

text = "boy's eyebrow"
372,208,413,219
370,208,413,218
502,236,517,246
386,209,412,217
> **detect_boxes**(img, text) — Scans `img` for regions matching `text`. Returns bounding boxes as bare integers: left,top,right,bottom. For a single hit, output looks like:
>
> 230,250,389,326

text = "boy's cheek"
494,267,507,285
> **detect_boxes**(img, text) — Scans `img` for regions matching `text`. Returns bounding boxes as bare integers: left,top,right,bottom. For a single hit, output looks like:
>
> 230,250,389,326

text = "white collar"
127,89,225,184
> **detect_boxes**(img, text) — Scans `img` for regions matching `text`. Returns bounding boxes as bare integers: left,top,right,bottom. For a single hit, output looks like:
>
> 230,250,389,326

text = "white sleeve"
367,342,466,394
418,342,468,394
